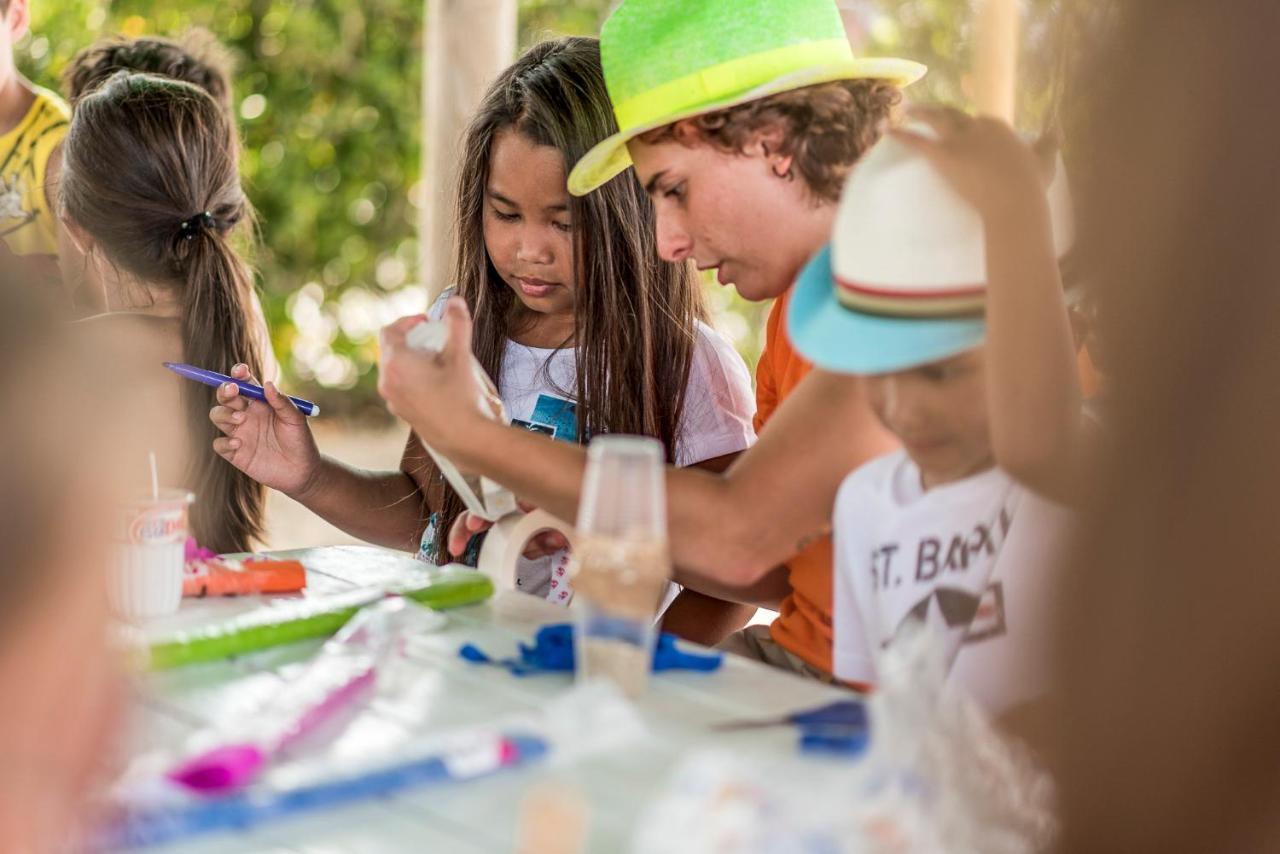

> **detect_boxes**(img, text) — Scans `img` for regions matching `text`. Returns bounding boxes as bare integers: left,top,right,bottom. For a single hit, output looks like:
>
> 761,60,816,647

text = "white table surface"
122,546,854,853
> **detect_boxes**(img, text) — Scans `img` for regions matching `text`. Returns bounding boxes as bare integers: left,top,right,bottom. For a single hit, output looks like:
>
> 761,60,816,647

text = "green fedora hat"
568,0,926,196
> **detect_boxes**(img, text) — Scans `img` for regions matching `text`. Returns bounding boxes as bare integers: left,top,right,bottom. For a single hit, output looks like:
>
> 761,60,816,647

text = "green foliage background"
18,0,1071,417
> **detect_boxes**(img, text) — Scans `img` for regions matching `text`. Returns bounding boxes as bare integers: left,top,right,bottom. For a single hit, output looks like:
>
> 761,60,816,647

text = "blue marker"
163,362,320,417
100,734,548,849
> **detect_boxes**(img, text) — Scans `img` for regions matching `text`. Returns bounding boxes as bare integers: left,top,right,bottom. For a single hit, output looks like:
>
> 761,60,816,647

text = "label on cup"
113,490,195,545
127,507,188,544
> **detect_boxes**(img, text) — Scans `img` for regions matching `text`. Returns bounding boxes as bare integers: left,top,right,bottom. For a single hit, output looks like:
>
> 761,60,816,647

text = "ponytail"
178,218,264,552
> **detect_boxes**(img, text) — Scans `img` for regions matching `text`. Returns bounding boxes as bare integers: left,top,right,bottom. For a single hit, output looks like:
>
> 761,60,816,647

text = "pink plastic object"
167,665,377,793
165,599,401,795
184,537,219,563
167,744,264,792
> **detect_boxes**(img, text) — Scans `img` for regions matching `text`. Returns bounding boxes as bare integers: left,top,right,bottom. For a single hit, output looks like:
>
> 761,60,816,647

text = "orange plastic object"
183,558,307,598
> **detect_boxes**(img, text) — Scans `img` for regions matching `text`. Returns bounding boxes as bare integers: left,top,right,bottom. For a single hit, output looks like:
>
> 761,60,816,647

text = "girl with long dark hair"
211,38,755,624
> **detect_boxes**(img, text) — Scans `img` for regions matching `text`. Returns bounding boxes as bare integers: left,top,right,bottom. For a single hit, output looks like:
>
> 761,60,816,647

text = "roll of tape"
477,509,577,593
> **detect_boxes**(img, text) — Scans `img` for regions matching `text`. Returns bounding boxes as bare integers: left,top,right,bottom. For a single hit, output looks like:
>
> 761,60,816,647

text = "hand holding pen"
165,362,319,416
200,363,325,498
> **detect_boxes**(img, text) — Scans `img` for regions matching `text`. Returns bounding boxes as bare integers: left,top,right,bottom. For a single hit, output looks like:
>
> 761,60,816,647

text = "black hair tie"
178,211,216,240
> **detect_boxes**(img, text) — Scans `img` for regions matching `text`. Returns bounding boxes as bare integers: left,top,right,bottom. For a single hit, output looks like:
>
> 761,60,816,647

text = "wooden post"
973,0,1020,123
421,0,517,300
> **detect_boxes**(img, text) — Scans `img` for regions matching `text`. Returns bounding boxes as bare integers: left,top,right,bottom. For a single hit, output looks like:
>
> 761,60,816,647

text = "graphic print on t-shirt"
869,500,1016,658
508,393,583,603
511,393,581,442
1,92,70,256
835,451,1073,712
890,581,1007,648
0,175,36,236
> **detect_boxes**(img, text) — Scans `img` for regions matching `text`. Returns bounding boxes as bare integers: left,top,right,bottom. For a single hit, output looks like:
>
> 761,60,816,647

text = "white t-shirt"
419,289,757,604
832,450,1072,714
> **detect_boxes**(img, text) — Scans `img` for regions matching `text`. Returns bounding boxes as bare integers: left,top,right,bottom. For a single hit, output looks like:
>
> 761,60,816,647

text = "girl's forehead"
488,130,569,199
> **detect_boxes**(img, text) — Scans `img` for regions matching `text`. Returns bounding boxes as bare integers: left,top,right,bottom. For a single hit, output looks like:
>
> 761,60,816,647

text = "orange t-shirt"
754,290,840,673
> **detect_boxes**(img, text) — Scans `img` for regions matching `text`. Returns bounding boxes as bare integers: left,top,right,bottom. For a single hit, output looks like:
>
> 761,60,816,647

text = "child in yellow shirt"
0,0,68,277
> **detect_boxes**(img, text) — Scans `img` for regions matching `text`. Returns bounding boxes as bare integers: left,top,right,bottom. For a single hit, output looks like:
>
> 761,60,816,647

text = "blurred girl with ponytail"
59,71,265,553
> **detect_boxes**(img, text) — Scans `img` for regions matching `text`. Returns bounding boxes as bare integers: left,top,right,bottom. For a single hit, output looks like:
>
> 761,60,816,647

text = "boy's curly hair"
641,79,900,203
62,29,233,112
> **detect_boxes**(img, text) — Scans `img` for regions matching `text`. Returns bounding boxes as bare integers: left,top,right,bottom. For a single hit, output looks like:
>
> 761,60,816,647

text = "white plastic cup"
575,436,667,541
571,437,671,698
107,489,195,620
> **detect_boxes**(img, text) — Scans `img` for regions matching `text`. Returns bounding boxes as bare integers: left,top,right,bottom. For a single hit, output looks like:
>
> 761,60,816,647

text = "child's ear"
754,126,794,181
7,0,32,41
670,119,702,146
59,216,96,258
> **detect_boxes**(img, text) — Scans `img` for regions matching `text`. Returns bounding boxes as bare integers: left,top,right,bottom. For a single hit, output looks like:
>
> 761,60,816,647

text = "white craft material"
405,319,517,522
406,318,577,592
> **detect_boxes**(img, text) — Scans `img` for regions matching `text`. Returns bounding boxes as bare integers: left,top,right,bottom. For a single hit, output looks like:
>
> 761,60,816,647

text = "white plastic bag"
634,622,1055,853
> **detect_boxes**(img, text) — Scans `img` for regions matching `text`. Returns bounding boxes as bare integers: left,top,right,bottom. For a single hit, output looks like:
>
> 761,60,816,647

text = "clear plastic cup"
570,437,671,698
107,489,195,620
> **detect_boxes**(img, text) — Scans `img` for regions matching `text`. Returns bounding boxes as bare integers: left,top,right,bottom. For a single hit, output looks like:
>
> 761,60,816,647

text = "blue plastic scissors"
715,699,868,731
715,699,870,756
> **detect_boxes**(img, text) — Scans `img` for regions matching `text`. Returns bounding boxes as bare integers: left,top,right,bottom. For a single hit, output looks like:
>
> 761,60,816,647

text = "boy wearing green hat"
378,0,924,679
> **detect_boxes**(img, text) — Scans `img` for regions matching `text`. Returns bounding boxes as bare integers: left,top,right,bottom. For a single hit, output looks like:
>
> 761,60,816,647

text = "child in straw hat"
787,106,1088,711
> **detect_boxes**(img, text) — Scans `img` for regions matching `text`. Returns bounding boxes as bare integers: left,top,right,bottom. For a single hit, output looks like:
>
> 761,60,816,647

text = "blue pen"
163,362,320,417
101,734,547,849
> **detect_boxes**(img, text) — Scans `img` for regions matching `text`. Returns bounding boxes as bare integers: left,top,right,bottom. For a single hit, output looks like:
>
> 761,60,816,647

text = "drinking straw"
148,450,160,500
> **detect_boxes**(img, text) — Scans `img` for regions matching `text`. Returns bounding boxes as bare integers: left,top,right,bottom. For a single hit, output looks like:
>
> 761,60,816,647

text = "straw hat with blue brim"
787,126,1076,375
567,0,927,197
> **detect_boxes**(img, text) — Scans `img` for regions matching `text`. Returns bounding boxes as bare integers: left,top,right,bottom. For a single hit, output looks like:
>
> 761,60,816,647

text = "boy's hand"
377,297,489,458
892,106,1054,223
210,364,322,499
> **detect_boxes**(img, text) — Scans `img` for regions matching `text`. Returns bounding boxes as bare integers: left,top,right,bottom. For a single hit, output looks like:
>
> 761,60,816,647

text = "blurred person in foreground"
1048,1,1280,851
0,258,124,849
